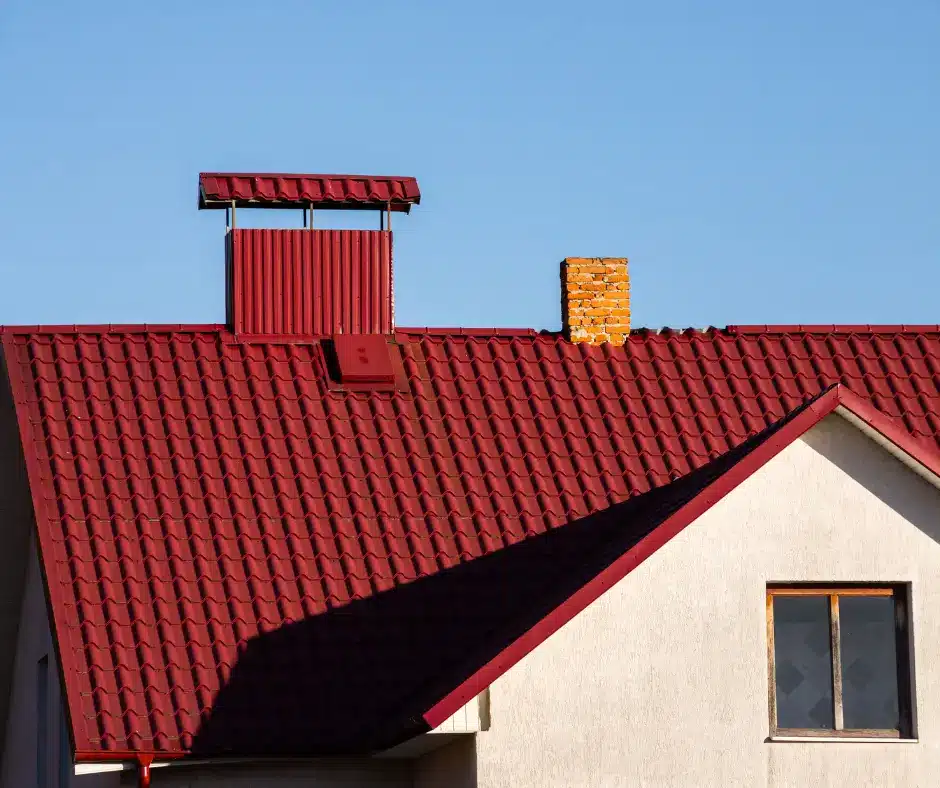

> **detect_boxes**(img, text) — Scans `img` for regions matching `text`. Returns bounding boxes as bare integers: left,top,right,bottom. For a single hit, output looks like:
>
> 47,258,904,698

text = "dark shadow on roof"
188,397,819,757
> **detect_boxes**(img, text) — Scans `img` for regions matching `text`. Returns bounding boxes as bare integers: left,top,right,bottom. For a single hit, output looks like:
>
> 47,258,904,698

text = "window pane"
773,596,834,729
840,595,900,730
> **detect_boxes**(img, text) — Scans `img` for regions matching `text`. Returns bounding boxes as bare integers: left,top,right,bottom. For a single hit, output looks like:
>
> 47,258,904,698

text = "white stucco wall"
473,414,940,788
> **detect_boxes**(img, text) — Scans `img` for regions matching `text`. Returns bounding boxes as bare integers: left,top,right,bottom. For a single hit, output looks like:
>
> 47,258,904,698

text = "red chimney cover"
199,173,420,212
333,334,396,386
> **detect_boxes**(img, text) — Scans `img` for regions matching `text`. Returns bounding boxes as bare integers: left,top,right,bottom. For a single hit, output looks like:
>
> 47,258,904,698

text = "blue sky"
1,1,937,330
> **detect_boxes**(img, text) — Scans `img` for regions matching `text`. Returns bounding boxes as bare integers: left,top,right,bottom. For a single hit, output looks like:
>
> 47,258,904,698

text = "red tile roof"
198,173,421,212
4,326,940,757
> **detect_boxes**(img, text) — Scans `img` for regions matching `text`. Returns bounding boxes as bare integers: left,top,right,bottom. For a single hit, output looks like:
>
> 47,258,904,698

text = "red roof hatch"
332,334,396,386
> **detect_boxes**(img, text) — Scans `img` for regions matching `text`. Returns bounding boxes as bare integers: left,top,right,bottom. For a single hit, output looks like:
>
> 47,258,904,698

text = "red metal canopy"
199,173,421,212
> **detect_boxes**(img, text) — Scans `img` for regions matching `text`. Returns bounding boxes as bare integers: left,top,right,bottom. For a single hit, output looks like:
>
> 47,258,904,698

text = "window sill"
768,736,918,744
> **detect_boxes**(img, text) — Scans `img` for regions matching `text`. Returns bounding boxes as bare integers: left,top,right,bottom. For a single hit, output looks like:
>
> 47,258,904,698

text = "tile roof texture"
3,325,940,756
198,173,421,211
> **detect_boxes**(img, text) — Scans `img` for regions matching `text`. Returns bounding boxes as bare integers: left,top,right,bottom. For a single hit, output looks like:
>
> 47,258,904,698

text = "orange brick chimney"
560,257,630,344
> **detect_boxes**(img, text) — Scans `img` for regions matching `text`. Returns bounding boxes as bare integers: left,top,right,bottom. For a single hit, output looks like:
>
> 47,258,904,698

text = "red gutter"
74,750,186,762
74,751,182,787
137,756,153,788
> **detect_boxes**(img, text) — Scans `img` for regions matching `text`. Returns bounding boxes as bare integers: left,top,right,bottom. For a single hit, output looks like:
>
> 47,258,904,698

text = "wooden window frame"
766,584,914,739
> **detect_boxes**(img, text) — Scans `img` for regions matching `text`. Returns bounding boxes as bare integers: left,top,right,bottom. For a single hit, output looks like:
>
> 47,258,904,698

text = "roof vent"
331,334,398,390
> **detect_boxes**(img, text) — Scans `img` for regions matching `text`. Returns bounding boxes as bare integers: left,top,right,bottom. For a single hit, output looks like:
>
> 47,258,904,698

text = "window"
766,586,913,739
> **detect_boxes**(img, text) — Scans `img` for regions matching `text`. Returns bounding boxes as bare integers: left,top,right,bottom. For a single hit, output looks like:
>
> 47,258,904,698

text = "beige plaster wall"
474,414,940,788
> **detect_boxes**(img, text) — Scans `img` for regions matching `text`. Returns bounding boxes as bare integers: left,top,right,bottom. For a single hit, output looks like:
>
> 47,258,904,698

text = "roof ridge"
0,323,228,335
395,327,540,337
624,325,940,337
2,324,937,339
724,324,940,335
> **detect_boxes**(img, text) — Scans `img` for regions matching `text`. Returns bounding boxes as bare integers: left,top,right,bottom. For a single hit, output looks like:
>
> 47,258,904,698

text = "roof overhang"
832,399,940,490
198,173,420,212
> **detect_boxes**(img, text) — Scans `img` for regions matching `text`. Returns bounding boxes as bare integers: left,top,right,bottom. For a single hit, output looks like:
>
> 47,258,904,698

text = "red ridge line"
4,323,937,339
2,324,536,340
834,387,940,478
394,327,538,337
0,324,228,335
201,172,415,180
726,324,940,335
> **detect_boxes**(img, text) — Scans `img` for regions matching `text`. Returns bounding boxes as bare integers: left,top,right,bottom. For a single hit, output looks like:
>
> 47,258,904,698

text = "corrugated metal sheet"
200,173,420,212
228,229,393,336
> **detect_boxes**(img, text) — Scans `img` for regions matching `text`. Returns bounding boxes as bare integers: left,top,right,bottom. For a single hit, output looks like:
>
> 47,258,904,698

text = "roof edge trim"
1,336,93,751
833,389,940,488
0,324,227,336
199,173,420,212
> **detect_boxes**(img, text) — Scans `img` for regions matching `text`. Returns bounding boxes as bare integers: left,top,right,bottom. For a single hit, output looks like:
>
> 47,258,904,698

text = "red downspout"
137,755,153,788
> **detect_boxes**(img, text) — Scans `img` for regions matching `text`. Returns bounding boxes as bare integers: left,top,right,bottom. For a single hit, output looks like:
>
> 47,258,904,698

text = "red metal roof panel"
199,173,420,211
333,334,396,385
228,229,393,336
4,326,940,756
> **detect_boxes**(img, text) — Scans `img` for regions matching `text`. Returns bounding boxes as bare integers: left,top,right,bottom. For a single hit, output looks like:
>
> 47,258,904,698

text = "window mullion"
830,594,845,730
766,593,777,735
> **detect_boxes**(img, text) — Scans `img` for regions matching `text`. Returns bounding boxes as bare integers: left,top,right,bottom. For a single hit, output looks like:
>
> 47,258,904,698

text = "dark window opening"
767,586,913,739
